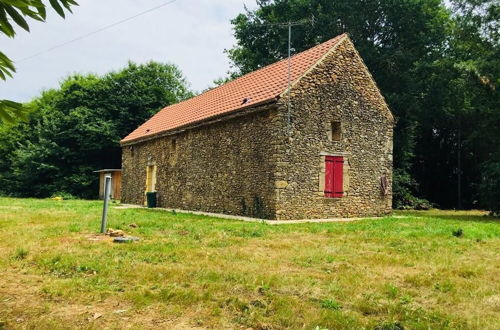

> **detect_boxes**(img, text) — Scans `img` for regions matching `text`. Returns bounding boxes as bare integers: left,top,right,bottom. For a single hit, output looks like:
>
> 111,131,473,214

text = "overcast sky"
0,0,258,102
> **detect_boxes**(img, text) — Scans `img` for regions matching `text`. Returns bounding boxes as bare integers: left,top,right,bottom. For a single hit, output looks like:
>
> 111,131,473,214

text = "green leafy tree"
480,160,500,216
0,61,192,198
0,0,78,123
412,0,498,210
450,0,498,211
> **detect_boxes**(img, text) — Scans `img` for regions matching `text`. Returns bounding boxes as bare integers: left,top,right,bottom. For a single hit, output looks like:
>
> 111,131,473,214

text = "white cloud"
0,0,257,101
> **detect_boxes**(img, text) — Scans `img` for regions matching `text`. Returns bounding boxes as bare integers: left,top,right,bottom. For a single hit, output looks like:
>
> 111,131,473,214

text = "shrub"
479,160,500,216
393,169,433,210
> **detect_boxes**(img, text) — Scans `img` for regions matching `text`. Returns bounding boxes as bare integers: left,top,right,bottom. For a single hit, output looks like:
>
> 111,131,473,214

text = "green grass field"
0,198,499,329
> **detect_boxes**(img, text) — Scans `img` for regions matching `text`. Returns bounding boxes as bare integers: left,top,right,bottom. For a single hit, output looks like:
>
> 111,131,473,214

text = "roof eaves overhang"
120,97,279,147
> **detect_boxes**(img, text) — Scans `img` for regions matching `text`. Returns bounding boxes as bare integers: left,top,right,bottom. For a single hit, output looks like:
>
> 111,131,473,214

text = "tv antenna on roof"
241,15,315,135
284,16,315,134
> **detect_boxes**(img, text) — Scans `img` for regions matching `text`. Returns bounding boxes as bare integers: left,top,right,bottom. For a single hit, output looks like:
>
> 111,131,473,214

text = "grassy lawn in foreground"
0,198,498,329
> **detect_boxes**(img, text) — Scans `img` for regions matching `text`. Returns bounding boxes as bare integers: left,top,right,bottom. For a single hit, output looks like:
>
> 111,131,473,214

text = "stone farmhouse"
120,34,394,220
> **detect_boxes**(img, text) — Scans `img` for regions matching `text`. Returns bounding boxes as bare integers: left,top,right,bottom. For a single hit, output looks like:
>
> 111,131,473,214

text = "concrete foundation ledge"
115,204,388,224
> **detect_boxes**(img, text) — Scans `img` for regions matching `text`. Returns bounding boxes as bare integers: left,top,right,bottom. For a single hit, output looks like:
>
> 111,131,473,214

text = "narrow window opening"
331,121,341,141
171,139,177,151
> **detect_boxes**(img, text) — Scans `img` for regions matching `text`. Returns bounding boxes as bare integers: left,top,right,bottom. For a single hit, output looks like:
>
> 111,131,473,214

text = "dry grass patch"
0,198,499,329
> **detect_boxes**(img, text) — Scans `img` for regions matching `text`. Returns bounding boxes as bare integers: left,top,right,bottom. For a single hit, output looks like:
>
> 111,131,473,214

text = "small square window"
331,121,341,141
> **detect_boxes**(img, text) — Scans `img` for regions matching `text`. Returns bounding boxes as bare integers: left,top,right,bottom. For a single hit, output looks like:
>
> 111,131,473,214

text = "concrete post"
100,174,112,234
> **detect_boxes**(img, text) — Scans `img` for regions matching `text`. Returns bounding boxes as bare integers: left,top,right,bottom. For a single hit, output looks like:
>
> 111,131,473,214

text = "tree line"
0,0,497,213
0,62,192,198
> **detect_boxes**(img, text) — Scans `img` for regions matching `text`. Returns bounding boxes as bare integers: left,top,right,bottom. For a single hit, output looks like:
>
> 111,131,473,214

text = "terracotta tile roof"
121,34,346,144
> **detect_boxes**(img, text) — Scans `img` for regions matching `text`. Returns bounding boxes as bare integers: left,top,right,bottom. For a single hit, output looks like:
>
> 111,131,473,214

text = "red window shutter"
325,156,343,198
325,157,334,197
333,156,344,197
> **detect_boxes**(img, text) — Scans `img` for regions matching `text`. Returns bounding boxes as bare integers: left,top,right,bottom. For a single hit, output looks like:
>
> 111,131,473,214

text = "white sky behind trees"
0,0,258,102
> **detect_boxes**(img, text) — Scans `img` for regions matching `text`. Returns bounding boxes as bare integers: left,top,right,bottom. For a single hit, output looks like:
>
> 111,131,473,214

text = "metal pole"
100,174,112,233
286,21,292,134
457,116,462,210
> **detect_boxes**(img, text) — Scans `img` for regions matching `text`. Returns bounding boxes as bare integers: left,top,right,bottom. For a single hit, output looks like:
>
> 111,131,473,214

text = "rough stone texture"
121,37,393,220
273,38,394,219
121,105,280,219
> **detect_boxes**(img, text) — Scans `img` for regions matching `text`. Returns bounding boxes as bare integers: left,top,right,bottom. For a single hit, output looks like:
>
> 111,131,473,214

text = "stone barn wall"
121,105,280,219
272,38,394,220
121,37,393,220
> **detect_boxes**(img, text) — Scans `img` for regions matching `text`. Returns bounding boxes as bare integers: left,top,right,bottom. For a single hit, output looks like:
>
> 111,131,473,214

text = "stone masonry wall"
121,36,393,220
273,37,394,219
121,106,280,219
